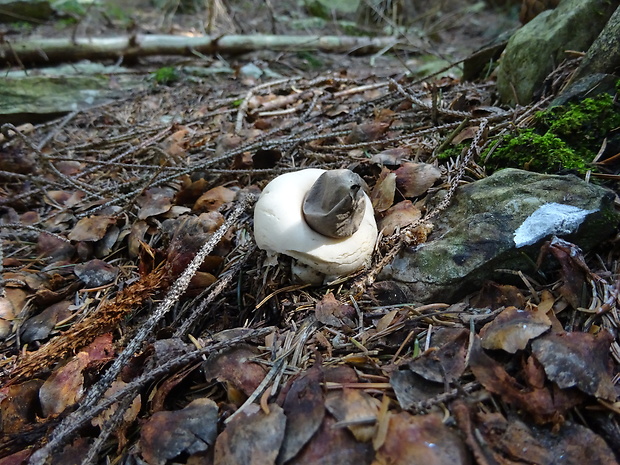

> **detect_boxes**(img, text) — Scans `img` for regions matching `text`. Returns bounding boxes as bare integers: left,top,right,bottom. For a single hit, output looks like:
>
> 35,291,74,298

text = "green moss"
486,130,588,173
485,92,620,174
152,67,179,86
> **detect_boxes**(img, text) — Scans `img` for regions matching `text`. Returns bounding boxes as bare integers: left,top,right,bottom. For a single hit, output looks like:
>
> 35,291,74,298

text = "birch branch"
1,34,401,66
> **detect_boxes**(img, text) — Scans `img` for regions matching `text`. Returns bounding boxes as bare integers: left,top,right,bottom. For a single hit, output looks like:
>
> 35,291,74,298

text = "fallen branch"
1,33,401,66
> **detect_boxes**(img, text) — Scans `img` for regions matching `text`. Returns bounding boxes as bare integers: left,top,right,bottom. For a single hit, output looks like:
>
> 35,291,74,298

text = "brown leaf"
408,327,469,383
214,404,286,465
451,125,480,145
395,162,442,198
290,414,374,465
471,282,526,310
74,259,119,287
278,363,325,464
370,167,396,212
469,338,583,423
477,412,618,465
0,449,32,465
0,380,43,434
19,300,72,343
378,200,421,236
325,388,380,442
373,412,469,465
68,216,116,242
0,296,16,339
480,306,551,353
140,397,218,465
166,212,228,277
202,345,267,398
315,292,356,329
39,334,114,417
137,187,175,219
390,369,444,410
370,147,412,166
92,380,141,450
193,186,237,212
531,330,616,400
37,232,75,263
345,121,391,144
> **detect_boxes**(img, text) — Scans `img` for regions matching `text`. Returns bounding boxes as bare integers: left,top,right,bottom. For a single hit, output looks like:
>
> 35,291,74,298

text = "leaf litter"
0,30,619,465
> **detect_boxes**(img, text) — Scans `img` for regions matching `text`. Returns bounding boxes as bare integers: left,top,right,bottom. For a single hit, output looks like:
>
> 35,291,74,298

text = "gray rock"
496,0,617,105
379,169,618,303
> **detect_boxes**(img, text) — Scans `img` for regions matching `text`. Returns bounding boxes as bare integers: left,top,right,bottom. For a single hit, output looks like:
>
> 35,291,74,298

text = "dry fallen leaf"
325,388,380,442
19,300,72,343
74,259,119,288
289,414,374,465
202,345,268,399
408,327,469,383
193,186,237,212
531,330,616,400
0,379,42,434
395,162,442,198
469,337,584,424
278,363,325,464
68,216,117,242
480,306,551,353
345,121,391,144
140,397,218,465
315,292,356,329
137,187,176,219
373,412,469,465
370,167,396,212
38,334,114,417
214,404,286,465
378,200,422,235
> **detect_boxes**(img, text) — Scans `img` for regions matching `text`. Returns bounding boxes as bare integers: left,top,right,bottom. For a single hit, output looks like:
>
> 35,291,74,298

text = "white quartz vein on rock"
513,202,597,248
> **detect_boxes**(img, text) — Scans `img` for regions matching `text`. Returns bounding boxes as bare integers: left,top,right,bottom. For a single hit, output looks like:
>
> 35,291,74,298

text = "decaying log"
0,33,400,66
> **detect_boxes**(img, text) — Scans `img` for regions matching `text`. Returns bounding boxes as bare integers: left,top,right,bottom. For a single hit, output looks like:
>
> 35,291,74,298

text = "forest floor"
1,1,620,465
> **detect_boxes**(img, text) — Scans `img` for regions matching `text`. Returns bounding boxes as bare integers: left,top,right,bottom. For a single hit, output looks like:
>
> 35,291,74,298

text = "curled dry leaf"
469,338,584,424
37,232,75,263
74,259,119,287
140,397,218,465
0,297,15,339
0,379,42,434
39,334,114,417
370,147,412,166
476,412,618,465
325,388,380,442
137,187,176,220
395,162,442,198
202,345,267,399
480,306,551,353
165,212,229,277
214,404,286,465
278,363,325,464
370,167,396,212
373,412,470,465
68,216,117,242
345,121,391,144
19,300,72,343
390,369,444,410
290,414,374,465
92,379,141,450
408,327,470,383
378,200,421,236
193,186,237,213
531,330,616,400
315,292,356,329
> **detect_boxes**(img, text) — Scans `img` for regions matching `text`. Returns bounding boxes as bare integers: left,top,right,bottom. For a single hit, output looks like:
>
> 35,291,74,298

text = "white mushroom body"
254,169,378,278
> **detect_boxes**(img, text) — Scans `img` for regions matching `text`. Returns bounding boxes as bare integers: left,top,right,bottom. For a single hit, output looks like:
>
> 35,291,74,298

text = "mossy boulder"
485,92,620,174
378,169,618,303
496,0,616,105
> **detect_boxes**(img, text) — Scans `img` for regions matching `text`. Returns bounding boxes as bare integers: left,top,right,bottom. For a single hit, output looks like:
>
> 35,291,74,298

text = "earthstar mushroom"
253,168,378,281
